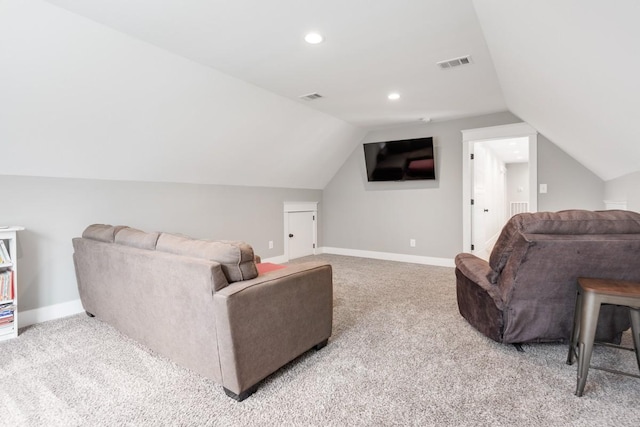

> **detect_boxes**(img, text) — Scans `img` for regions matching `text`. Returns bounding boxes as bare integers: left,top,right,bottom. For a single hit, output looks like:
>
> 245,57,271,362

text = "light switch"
540,184,548,194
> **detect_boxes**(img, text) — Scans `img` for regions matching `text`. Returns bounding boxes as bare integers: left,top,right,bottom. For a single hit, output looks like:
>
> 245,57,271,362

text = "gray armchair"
455,210,640,344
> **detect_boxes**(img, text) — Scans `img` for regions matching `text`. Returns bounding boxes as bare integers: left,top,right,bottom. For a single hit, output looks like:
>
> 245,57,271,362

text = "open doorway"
472,137,529,259
462,123,538,258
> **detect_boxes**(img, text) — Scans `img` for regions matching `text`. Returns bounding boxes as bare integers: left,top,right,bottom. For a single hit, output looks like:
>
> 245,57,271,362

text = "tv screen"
363,137,435,182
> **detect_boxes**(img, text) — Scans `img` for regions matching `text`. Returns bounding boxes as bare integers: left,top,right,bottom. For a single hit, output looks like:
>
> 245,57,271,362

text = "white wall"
0,0,364,190
604,171,640,212
506,162,529,212
1,175,321,313
323,112,522,260
537,134,605,211
323,112,607,260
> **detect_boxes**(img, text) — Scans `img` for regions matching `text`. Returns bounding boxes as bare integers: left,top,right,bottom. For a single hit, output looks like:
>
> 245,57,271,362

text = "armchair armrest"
454,253,503,307
213,261,332,396
455,253,505,342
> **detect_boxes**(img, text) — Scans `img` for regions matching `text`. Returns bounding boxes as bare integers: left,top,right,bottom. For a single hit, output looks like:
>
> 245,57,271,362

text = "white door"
472,142,511,260
472,144,488,258
288,211,315,259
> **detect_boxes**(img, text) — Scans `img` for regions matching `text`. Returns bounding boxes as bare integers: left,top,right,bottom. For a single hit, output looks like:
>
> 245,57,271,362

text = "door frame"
461,123,538,254
283,201,318,261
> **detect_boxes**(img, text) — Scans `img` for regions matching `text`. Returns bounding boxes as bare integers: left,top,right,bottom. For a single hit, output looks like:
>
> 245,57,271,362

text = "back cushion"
156,233,258,283
82,224,129,243
115,227,161,250
488,210,640,283
518,210,640,234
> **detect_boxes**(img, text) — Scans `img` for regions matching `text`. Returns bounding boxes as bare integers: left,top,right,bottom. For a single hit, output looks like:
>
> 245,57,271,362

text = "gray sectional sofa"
72,224,333,401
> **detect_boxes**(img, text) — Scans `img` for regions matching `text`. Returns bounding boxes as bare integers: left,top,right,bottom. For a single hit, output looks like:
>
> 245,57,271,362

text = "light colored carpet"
1,254,639,426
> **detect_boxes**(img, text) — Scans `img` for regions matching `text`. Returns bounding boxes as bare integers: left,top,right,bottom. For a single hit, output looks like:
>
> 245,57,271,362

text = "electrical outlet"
268,240,274,249
410,239,416,247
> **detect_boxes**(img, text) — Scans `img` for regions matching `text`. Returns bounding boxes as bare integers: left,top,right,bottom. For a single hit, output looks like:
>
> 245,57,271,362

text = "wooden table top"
578,277,640,298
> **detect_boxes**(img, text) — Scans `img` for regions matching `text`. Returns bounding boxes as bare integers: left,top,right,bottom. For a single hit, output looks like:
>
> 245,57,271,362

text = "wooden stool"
566,277,640,396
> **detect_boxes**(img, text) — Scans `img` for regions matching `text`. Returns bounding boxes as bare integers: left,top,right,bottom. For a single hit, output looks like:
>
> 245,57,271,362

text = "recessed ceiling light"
388,92,400,100
304,33,324,44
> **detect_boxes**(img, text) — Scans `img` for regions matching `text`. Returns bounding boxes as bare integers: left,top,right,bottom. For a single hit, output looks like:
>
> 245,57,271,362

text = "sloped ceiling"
3,0,638,187
41,0,506,128
0,0,364,189
473,0,640,181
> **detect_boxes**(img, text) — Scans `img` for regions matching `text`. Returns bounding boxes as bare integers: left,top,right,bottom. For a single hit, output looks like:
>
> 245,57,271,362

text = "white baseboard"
261,254,288,264
19,299,85,329
320,247,455,268
17,248,453,329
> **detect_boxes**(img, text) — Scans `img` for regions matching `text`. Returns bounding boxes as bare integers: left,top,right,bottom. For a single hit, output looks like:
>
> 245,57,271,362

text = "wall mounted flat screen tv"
363,137,435,182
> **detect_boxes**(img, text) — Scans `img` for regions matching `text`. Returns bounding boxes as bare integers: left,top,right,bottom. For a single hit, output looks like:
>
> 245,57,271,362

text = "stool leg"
576,292,600,397
567,289,582,365
630,308,640,372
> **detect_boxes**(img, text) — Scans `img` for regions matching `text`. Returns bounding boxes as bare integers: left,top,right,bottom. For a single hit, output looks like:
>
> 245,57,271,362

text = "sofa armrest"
213,261,332,395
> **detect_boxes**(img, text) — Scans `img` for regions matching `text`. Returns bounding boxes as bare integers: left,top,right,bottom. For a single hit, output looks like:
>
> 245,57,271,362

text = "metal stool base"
567,278,640,397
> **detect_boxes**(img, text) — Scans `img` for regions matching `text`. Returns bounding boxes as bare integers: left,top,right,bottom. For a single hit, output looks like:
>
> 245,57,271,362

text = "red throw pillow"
256,263,286,275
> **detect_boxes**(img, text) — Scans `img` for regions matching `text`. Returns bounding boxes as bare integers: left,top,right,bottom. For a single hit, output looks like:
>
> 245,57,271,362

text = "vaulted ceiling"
473,0,640,181
3,0,639,187
42,0,507,128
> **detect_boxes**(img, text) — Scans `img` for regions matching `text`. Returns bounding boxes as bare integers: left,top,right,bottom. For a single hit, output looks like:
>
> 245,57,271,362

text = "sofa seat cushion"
156,233,258,283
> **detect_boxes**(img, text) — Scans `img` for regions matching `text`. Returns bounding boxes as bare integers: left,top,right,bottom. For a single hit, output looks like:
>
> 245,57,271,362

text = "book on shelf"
0,271,14,301
0,301,14,330
0,318,14,330
0,302,15,311
0,241,11,265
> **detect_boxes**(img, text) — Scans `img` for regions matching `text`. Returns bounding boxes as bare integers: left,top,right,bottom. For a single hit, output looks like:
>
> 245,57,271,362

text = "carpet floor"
1,254,639,426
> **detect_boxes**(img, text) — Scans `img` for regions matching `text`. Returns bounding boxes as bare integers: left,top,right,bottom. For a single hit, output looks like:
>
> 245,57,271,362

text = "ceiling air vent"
437,55,472,70
299,92,323,101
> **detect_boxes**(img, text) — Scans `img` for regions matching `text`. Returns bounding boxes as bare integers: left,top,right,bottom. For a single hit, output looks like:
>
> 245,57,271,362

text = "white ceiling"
473,0,640,180
481,137,529,164
42,0,506,129
39,0,640,181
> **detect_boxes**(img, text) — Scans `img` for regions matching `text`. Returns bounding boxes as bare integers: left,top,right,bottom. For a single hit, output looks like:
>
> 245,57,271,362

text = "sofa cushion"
115,227,161,250
82,224,129,243
156,233,258,283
